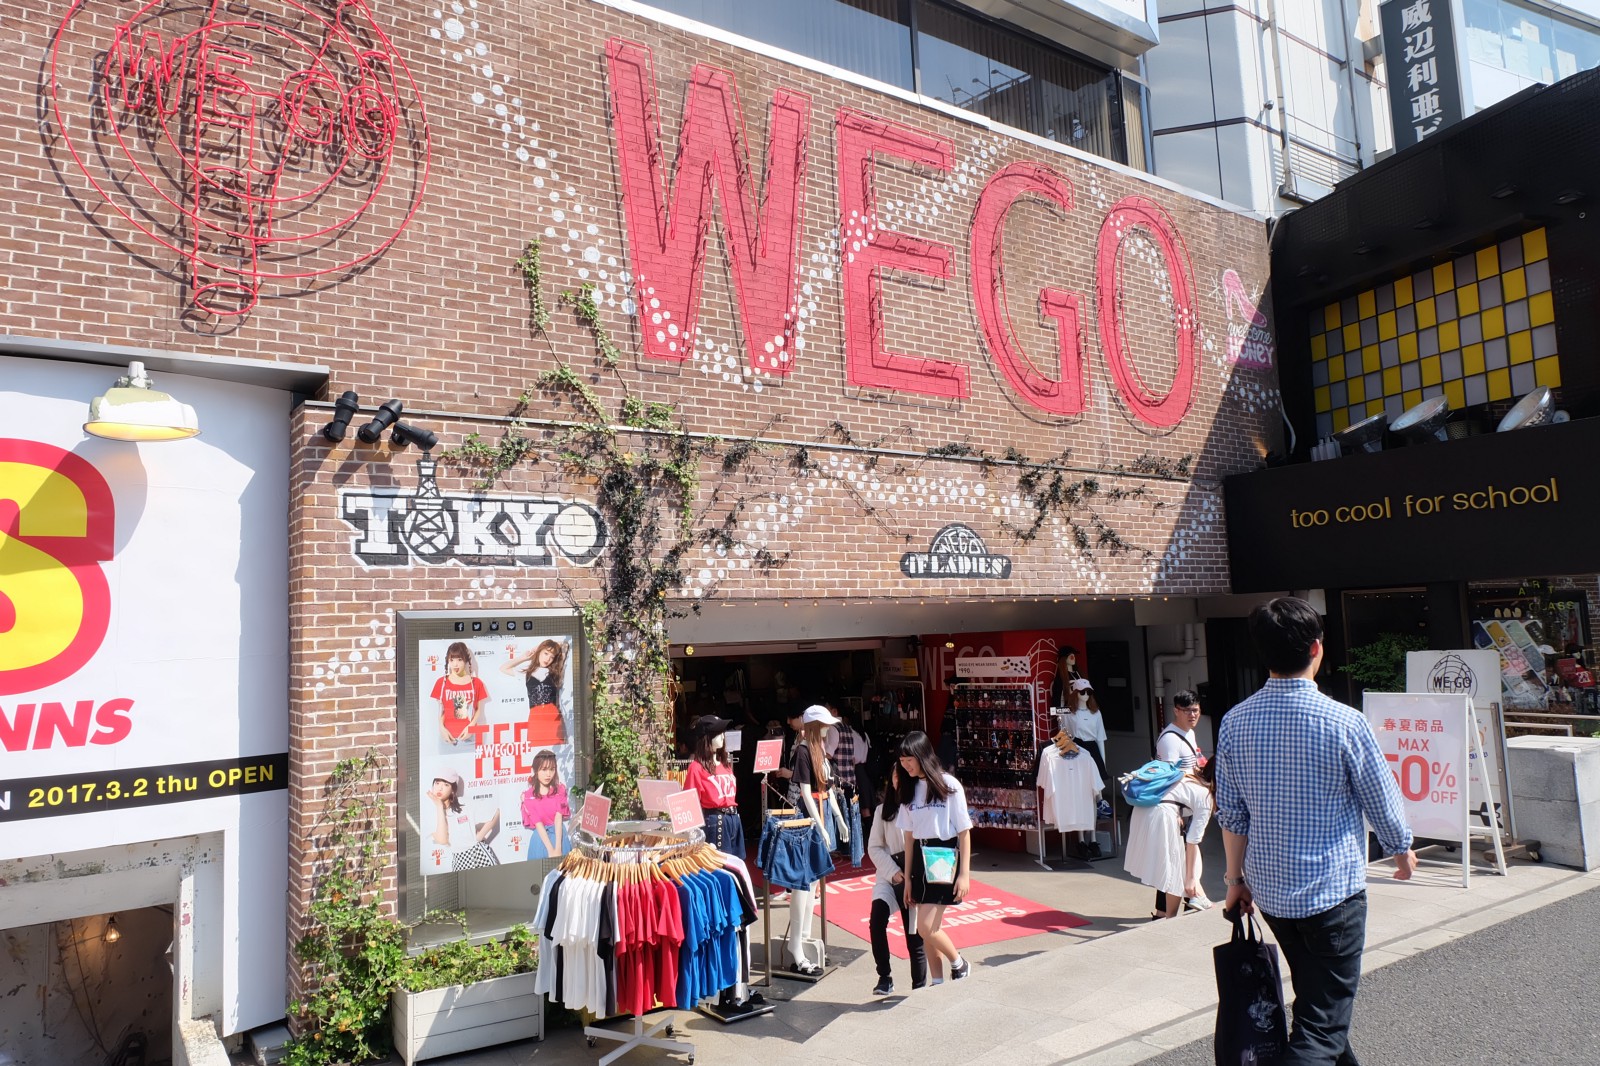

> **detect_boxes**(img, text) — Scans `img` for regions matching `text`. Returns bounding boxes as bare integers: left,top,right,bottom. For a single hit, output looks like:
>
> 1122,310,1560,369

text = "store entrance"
0,906,174,1066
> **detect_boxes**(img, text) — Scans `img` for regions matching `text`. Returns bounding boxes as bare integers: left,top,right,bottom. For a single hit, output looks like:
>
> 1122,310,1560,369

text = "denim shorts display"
830,793,863,867
703,808,747,859
765,822,832,891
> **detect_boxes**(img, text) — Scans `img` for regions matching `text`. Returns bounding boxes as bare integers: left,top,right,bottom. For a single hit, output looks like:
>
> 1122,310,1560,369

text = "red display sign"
666,789,704,834
753,738,784,774
579,791,611,837
637,777,678,814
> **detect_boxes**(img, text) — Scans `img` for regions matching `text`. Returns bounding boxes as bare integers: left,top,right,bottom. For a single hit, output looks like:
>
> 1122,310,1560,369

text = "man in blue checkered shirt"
1217,597,1416,1066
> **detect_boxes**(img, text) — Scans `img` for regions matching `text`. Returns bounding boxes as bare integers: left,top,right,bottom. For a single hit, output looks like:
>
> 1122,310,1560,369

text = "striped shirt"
1215,678,1413,919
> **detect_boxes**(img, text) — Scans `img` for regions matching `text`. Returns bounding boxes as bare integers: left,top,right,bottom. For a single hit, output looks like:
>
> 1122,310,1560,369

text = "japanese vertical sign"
1381,0,1465,150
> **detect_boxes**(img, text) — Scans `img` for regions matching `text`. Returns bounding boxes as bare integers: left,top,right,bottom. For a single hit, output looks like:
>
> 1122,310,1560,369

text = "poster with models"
417,632,575,874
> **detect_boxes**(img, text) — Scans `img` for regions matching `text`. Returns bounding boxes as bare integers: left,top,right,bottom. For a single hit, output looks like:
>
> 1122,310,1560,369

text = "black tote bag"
1213,910,1289,1066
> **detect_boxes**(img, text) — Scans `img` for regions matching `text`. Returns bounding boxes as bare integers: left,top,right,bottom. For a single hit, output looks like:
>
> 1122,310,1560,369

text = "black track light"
321,391,361,442
356,399,403,443
391,421,438,451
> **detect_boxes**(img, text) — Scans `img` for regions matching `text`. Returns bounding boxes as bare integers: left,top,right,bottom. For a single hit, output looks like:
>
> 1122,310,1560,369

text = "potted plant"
284,753,541,1066
391,921,541,1065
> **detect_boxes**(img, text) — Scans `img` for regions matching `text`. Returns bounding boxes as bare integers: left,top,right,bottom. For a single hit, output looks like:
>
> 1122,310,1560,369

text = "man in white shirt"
1154,690,1209,911
1156,690,1204,770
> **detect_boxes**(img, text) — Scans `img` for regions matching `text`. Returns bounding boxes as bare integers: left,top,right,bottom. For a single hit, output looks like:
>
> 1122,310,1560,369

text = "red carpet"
814,875,1089,957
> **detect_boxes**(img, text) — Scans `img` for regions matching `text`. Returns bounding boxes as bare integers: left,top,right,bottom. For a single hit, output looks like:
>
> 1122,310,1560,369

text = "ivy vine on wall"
442,238,1196,813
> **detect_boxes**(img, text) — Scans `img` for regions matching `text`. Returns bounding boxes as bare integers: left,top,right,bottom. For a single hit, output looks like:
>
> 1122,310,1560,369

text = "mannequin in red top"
686,715,745,859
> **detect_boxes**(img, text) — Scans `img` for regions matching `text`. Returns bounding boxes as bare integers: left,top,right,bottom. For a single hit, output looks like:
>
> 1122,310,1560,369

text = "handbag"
1213,910,1288,1066
920,843,958,885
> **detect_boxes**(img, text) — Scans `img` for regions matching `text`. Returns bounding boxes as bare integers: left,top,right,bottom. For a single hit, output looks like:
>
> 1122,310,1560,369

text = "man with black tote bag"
1214,598,1416,1065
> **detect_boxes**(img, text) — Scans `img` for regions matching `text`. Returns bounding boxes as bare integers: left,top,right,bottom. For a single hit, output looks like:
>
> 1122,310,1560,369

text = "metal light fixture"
1392,395,1452,443
84,362,199,441
321,391,361,442
390,421,438,450
104,915,122,944
1333,411,1388,454
1497,387,1554,431
356,399,403,443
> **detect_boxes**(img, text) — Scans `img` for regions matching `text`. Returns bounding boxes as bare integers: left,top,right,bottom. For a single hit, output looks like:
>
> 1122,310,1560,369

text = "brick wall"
13,0,1275,1000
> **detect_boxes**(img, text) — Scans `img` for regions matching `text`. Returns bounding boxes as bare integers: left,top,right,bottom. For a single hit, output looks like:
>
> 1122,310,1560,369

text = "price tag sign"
724,729,743,753
638,778,678,814
753,738,784,774
667,789,705,833
579,791,611,837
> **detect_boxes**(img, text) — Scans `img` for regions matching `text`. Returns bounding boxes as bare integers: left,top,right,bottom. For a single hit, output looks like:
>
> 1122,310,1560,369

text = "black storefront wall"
1225,417,1600,592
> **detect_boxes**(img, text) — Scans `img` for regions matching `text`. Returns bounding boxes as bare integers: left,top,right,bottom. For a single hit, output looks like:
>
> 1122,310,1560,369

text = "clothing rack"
759,777,835,985
565,823,709,1066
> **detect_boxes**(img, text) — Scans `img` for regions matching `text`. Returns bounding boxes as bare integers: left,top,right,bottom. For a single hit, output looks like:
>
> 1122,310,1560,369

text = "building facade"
2,0,1275,1053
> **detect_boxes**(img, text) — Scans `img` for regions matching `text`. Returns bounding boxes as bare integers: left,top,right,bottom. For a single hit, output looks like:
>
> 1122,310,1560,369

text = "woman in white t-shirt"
895,731,973,984
428,769,501,872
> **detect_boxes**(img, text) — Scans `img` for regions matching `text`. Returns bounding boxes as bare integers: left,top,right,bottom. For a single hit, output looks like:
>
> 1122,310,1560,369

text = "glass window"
1462,0,1600,101
645,0,914,89
914,0,1123,162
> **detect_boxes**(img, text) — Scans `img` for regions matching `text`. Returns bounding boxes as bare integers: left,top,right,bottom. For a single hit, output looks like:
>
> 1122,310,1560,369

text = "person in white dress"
1123,759,1214,919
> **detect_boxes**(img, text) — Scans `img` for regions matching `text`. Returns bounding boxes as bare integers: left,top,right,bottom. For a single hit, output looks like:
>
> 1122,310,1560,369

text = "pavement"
1145,874,1600,1065
409,836,1600,1065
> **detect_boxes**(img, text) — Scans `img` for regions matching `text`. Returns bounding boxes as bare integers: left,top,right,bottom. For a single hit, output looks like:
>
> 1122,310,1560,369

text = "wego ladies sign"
46,0,430,323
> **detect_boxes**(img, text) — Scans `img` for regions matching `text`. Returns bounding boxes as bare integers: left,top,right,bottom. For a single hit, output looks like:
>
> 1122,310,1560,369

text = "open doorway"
0,907,173,1066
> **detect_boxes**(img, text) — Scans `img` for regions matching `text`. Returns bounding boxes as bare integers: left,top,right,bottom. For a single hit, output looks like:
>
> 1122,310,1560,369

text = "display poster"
0,361,290,844
1364,692,1470,844
417,631,576,873
1406,650,1508,832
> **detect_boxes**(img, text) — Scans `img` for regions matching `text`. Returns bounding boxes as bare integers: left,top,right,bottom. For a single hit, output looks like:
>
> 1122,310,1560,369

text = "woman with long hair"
519,749,569,859
501,638,568,745
1125,757,1216,919
686,715,745,858
431,641,488,747
867,762,926,996
896,730,972,984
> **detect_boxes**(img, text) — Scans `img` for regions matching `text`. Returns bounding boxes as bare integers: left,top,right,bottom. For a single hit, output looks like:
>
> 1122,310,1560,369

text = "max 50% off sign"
1364,693,1471,845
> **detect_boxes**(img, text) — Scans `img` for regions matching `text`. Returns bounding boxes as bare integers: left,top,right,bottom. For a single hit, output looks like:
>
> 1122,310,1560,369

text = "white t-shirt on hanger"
1037,746,1105,831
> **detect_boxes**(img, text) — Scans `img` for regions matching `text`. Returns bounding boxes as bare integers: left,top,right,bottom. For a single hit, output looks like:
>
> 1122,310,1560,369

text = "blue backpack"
1119,760,1185,807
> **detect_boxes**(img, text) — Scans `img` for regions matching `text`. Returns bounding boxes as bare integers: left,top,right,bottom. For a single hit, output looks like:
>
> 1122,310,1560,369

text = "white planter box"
391,971,542,1065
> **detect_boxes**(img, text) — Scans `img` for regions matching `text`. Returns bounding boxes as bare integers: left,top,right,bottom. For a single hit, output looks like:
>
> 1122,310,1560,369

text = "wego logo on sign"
340,456,607,568
901,524,1012,580
46,0,430,326
1425,653,1480,700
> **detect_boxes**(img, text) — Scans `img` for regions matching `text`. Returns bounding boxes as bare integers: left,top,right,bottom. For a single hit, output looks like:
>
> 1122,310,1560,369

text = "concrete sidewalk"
422,852,1597,1065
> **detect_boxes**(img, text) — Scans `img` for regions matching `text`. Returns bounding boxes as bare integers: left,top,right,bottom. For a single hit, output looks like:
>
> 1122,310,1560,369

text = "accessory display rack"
951,681,1040,833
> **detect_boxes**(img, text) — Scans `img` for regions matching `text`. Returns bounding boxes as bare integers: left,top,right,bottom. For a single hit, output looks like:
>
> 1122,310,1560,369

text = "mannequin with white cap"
1063,679,1108,858
783,704,847,975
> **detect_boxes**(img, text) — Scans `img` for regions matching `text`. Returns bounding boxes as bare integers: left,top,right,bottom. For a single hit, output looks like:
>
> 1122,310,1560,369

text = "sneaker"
950,957,971,981
1185,893,1214,912
872,977,893,996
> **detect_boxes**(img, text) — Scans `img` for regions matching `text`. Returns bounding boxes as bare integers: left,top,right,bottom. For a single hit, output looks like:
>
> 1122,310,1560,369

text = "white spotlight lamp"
84,362,199,442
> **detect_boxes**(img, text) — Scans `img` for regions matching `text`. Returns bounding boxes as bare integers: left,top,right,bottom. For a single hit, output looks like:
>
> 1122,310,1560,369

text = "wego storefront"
4,0,1273,1053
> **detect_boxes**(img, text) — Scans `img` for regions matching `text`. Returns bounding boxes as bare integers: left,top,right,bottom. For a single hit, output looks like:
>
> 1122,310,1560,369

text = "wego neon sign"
606,38,1203,430
47,0,430,322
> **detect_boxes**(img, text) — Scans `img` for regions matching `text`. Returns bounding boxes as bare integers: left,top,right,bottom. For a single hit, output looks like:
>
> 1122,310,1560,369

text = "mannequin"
785,706,845,974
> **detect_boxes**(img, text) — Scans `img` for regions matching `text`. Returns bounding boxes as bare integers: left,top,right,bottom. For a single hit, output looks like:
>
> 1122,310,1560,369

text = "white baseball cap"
800,704,841,725
1071,678,1094,692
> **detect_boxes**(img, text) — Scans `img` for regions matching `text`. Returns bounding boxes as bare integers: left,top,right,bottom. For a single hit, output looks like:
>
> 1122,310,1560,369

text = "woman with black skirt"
895,730,972,984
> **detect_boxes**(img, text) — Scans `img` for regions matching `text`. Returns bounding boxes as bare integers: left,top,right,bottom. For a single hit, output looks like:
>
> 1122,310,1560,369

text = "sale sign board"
1364,692,1470,845
1406,650,1510,835
666,788,705,833
638,777,679,814
753,738,784,774
579,791,611,837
